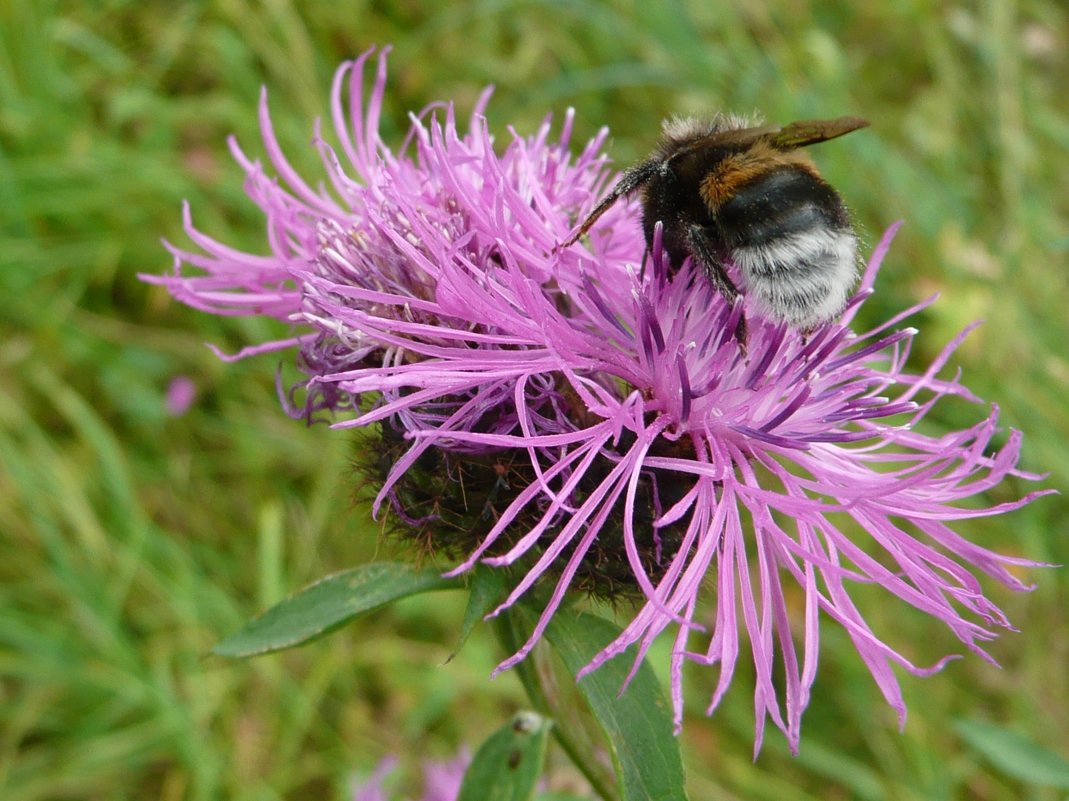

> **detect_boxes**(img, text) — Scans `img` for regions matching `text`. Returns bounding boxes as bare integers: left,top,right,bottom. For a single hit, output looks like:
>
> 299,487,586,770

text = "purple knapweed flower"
146,47,1050,753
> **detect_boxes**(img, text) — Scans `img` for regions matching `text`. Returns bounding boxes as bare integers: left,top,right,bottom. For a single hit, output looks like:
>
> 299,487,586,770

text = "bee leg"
638,245,650,279
732,306,749,354
686,224,748,349
561,159,661,247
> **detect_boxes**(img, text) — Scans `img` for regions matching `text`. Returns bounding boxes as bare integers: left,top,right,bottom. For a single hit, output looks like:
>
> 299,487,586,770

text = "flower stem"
493,609,620,801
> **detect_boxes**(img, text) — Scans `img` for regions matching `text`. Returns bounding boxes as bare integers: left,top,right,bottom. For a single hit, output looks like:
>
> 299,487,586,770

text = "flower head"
148,47,1049,753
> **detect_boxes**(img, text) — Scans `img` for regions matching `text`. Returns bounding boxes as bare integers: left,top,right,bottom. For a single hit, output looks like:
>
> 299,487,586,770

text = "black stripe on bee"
716,167,850,250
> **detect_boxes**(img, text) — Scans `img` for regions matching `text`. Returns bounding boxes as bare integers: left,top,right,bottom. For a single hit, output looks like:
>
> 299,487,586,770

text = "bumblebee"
562,114,868,338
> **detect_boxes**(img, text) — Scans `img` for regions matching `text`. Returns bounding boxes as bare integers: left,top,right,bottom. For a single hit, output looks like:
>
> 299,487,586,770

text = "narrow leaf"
457,711,552,801
955,719,1069,789
543,608,688,801
214,562,461,657
450,564,508,662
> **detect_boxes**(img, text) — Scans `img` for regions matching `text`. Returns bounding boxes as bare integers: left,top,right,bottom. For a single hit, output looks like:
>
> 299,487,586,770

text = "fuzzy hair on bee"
562,113,869,340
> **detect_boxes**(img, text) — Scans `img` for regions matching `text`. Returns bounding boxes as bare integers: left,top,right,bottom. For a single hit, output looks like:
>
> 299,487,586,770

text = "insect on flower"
562,114,868,342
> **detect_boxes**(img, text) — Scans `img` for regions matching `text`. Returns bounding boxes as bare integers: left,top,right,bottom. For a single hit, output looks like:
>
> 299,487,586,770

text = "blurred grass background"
1,1,1067,799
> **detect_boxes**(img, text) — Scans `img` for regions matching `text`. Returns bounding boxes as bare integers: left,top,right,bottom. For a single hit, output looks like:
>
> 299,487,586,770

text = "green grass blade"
955,719,1069,789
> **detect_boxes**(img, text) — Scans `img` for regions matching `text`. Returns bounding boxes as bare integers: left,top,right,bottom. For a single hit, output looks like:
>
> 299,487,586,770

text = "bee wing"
664,117,867,164
663,123,781,163
766,116,869,149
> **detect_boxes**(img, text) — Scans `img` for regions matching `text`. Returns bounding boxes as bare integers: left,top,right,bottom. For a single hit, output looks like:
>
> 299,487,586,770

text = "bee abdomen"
715,165,849,244
714,166,858,329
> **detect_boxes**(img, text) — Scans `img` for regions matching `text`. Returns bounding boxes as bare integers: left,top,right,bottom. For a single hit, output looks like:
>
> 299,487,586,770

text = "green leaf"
457,711,552,801
543,608,689,801
213,562,462,658
450,564,508,662
955,719,1069,789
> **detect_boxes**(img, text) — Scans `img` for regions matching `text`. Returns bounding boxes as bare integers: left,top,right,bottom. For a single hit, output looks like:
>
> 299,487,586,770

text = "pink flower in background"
146,47,1049,753
165,374,197,416
352,753,469,801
